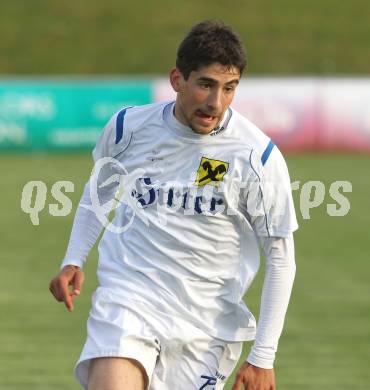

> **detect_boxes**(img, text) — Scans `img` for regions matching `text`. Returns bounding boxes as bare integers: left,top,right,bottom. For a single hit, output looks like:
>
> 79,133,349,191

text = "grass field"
0,153,369,390
1,0,370,75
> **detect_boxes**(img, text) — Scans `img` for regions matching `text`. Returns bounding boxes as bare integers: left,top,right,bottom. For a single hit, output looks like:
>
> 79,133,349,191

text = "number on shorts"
199,375,217,389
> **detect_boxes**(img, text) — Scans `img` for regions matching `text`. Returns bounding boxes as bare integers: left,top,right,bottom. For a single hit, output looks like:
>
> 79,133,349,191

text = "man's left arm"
232,235,296,390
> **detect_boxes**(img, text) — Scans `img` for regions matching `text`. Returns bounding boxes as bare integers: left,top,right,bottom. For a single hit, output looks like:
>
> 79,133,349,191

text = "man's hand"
231,362,276,390
49,265,85,312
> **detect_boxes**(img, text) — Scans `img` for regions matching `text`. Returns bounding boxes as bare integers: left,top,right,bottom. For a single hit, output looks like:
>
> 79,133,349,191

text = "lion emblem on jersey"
195,157,229,187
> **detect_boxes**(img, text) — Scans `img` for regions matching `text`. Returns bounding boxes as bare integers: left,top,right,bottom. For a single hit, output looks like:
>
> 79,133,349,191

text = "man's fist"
231,362,276,390
49,265,85,312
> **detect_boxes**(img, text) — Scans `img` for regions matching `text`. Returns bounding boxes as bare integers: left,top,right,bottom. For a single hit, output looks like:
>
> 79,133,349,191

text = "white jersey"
64,101,298,343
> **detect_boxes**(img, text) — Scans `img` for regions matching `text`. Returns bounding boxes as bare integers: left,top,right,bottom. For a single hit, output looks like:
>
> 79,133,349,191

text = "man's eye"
200,83,211,89
225,86,235,93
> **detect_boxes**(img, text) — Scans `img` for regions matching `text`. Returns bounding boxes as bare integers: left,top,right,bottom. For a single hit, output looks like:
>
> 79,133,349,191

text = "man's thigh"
88,357,147,390
74,289,160,389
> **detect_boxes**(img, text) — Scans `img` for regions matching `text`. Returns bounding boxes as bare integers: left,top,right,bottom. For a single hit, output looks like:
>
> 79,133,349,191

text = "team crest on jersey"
195,157,229,187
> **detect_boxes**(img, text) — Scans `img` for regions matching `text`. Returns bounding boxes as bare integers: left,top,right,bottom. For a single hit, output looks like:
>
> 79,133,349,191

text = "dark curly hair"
176,20,247,80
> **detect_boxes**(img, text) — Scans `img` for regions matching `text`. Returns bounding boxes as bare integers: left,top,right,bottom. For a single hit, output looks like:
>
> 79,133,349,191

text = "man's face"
170,63,240,135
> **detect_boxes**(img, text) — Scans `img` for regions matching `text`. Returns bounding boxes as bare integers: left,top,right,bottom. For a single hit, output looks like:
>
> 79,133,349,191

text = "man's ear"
170,68,182,92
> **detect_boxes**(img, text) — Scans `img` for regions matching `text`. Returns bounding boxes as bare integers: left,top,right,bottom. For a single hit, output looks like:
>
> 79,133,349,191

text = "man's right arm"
49,108,132,311
49,178,114,311
49,110,125,311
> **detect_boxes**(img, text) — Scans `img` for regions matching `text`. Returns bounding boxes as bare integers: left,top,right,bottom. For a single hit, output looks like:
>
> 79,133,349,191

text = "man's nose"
206,88,222,112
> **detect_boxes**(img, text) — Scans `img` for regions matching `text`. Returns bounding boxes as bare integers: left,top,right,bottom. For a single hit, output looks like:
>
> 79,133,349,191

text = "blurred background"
0,1,369,389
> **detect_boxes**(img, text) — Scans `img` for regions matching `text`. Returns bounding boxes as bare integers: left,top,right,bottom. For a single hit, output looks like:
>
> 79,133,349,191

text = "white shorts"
75,287,243,389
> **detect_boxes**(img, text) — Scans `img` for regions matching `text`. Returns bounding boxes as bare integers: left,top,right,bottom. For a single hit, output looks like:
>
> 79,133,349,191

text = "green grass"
0,0,370,75
0,153,369,389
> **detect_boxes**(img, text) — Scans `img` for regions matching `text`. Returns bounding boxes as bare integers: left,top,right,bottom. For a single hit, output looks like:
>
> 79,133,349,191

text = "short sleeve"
92,115,117,162
92,106,133,162
247,146,298,238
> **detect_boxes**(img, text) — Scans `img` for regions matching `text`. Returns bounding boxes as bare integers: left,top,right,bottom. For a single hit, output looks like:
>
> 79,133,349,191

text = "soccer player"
49,20,297,390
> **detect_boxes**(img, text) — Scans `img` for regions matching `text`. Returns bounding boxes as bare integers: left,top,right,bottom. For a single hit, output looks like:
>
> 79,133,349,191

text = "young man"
50,21,297,390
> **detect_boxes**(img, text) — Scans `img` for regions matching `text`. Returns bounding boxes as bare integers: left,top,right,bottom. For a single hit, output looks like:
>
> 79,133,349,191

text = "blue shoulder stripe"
115,107,131,144
261,140,275,166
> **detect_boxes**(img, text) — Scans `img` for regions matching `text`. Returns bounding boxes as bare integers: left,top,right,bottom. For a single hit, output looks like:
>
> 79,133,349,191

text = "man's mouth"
195,110,217,123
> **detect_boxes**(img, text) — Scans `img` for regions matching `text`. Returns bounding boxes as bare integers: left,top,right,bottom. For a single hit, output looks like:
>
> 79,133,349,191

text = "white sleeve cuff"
247,346,275,369
60,258,85,270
